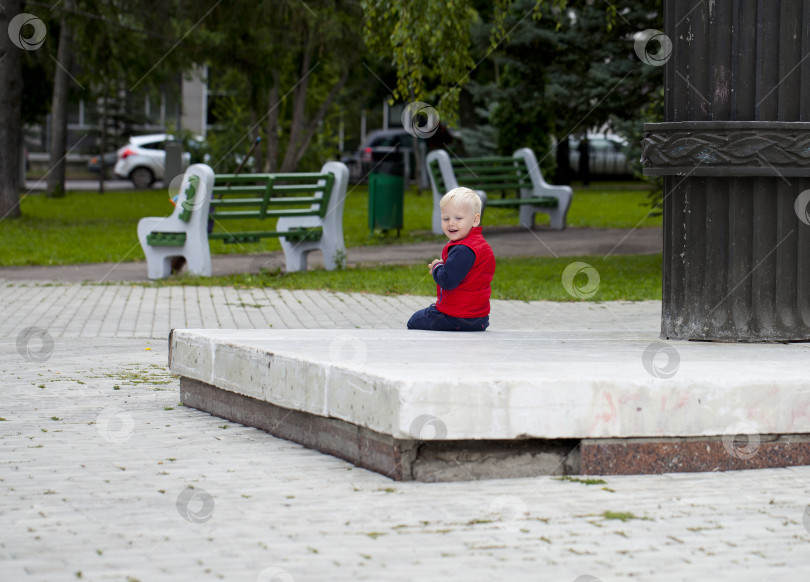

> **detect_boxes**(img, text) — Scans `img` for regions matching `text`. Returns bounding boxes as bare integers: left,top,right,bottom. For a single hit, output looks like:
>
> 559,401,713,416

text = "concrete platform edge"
179,376,810,480
179,377,582,482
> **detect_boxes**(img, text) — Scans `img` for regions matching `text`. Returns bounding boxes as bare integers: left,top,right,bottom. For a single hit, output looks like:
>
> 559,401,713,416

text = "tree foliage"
197,0,364,172
361,0,478,126
363,0,662,184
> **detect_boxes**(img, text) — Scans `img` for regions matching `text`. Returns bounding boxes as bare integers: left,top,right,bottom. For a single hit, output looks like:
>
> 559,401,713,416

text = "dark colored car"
87,152,118,178
343,129,414,183
568,134,632,177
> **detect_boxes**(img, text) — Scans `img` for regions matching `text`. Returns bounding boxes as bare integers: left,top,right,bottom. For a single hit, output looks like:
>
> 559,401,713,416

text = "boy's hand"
429,258,443,273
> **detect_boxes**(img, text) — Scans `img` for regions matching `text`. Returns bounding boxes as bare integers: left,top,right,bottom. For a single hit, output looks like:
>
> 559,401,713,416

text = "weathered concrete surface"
169,328,810,443
2,284,810,579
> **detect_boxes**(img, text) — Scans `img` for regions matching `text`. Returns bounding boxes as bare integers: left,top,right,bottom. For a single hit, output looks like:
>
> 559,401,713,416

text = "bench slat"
215,172,329,182
270,184,326,193
212,185,269,194
450,156,522,164
456,174,530,184
146,231,187,246
455,168,530,180
212,208,322,219
429,158,533,192
212,185,325,195
209,229,322,244
464,181,529,190
486,197,558,207
211,196,322,208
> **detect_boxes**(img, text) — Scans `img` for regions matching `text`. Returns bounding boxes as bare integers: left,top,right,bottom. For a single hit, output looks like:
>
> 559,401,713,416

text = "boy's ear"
473,213,481,226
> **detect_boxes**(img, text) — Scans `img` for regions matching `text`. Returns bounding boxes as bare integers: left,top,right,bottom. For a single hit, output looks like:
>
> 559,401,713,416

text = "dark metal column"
641,0,810,341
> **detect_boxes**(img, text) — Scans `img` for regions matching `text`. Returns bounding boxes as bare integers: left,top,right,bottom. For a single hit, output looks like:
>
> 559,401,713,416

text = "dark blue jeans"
407,304,489,332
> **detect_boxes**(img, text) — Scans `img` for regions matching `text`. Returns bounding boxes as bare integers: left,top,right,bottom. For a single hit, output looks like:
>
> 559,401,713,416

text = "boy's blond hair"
440,187,482,215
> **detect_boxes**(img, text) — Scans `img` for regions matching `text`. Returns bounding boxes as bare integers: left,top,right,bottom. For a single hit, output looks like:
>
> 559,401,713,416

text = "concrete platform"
168,329,810,481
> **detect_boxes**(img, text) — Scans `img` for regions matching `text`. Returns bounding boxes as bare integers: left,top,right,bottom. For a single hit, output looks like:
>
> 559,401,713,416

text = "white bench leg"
184,249,211,277
432,195,443,235
319,239,342,271
280,239,309,272
519,206,536,229
547,207,566,230
145,252,173,280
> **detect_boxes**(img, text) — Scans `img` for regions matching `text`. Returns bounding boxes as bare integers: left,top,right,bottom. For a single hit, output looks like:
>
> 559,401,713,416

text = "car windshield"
370,135,401,147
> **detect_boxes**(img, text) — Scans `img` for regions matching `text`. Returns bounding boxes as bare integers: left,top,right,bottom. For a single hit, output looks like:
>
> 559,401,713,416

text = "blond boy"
407,187,495,331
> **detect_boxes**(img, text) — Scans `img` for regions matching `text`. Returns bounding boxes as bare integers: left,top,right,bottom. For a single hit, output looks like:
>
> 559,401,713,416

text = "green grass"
2,182,660,267
145,254,662,302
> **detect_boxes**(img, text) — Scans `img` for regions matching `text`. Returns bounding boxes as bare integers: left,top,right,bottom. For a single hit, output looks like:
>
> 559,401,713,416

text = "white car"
114,134,192,189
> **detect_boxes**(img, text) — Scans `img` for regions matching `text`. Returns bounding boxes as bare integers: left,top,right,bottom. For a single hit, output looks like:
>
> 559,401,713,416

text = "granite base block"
580,436,810,475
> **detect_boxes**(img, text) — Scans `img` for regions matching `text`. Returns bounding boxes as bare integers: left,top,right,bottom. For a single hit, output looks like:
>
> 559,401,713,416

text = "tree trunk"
265,73,280,172
280,32,313,172
250,110,263,173
98,79,108,194
0,0,24,219
47,0,75,198
409,88,422,195
290,69,350,170
248,79,264,172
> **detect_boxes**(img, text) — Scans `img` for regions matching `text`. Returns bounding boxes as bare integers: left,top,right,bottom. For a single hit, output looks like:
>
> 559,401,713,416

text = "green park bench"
137,162,349,279
426,148,573,234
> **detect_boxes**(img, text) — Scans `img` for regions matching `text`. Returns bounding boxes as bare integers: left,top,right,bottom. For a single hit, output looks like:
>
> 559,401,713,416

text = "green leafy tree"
197,0,364,173
361,0,565,190
41,1,195,195
73,0,192,191
361,0,478,125
463,0,663,182
543,0,663,182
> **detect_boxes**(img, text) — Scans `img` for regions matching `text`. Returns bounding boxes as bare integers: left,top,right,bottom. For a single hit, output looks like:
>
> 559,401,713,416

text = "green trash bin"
368,161,404,236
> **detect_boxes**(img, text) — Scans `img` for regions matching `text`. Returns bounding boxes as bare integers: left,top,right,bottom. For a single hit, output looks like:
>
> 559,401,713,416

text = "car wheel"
130,167,155,189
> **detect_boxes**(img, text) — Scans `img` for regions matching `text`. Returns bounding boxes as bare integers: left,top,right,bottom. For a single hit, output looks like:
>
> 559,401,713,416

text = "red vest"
436,227,495,318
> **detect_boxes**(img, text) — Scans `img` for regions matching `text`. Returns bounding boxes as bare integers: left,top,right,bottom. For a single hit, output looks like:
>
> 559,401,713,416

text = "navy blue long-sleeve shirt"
431,245,476,290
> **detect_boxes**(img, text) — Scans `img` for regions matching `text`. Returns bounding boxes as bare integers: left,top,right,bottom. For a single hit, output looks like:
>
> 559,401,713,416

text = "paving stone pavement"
1,281,808,581
0,281,662,338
